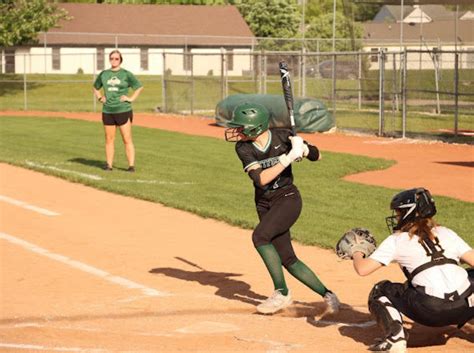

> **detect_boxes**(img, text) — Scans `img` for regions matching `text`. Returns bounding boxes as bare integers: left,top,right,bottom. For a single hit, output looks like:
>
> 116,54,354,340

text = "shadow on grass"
69,157,104,170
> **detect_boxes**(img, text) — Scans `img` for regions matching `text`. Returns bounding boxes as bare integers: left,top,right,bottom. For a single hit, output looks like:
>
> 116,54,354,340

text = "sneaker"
256,290,292,314
369,337,407,353
323,290,340,314
103,164,113,171
127,166,135,172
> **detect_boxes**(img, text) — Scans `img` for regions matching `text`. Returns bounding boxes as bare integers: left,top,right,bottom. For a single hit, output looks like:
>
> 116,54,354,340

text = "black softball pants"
252,185,302,268
369,279,474,330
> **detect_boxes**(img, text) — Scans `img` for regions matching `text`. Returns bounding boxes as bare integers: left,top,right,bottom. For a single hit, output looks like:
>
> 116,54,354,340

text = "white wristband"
278,154,291,168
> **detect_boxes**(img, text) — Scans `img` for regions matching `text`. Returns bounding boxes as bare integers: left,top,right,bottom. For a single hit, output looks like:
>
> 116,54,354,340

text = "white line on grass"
0,343,107,352
25,161,193,185
26,161,103,180
110,179,194,185
0,232,169,297
0,195,60,216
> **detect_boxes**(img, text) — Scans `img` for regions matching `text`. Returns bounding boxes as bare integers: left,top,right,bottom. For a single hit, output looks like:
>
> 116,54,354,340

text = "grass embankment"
1,115,472,248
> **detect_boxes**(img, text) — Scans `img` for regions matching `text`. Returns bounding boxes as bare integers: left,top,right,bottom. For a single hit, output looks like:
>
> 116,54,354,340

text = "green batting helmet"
225,102,270,141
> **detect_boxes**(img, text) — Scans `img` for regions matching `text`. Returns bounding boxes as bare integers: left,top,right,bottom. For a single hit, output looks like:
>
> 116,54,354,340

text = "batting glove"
278,146,304,168
289,136,304,150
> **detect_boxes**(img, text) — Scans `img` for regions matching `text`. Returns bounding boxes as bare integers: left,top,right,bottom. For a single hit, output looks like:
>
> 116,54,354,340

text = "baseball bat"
279,61,296,136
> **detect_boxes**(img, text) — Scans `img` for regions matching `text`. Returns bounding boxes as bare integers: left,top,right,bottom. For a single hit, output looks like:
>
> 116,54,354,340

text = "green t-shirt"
93,68,142,114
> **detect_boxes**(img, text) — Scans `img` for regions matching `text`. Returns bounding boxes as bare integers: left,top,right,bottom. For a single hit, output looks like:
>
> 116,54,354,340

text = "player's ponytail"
402,217,438,242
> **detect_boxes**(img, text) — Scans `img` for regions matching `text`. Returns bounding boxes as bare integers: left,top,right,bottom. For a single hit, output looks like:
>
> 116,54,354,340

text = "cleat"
103,164,113,171
257,290,292,314
127,166,135,172
323,290,340,314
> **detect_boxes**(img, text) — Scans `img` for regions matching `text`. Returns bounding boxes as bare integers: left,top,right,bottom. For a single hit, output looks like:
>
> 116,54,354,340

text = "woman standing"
93,50,143,172
351,187,473,353
225,102,340,315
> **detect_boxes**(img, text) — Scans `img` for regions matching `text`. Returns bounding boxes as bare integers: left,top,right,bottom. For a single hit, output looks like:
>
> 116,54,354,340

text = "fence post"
331,53,337,123
262,50,267,94
378,49,385,136
258,50,262,94
220,48,225,102
454,52,459,136
93,52,97,112
43,32,47,74
191,52,194,115
392,52,398,113
358,52,362,110
300,47,305,97
23,54,27,111
402,48,407,139
162,52,166,113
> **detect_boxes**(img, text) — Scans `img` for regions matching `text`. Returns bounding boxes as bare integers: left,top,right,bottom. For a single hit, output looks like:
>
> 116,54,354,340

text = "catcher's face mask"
385,188,437,233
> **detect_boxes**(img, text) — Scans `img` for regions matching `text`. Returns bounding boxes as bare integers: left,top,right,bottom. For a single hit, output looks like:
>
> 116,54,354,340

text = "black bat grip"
279,61,296,135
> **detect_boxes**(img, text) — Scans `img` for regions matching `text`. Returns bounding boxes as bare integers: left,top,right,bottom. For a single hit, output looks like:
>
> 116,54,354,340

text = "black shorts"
102,111,133,126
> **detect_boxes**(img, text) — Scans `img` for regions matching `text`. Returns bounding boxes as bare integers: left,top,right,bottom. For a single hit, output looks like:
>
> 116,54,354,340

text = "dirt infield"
0,111,473,352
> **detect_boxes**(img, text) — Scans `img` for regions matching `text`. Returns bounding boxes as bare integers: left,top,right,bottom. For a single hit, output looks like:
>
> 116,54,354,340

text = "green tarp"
215,94,335,133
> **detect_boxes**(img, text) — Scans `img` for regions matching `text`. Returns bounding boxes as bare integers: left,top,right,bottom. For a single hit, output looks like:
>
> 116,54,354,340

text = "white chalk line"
235,336,303,353
0,232,169,298
4,322,176,338
25,161,193,185
0,343,107,352
26,161,102,180
0,195,60,216
110,179,194,185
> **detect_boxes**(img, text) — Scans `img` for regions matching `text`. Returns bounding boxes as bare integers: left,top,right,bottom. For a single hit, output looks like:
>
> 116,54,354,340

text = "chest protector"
403,236,459,284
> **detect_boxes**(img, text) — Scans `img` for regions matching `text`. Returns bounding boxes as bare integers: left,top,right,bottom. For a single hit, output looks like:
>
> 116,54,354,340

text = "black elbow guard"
306,144,320,161
248,168,264,187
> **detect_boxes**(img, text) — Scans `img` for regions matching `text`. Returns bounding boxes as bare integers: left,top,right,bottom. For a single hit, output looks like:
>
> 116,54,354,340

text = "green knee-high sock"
287,259,327,297
256,244,289,296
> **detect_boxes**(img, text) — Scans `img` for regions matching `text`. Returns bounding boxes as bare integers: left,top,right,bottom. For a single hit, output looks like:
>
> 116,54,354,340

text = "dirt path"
1,164,472,353
0,111,473,352
1,110,473,202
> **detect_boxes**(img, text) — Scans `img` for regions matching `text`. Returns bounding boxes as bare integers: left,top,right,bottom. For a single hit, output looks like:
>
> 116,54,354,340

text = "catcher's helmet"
225,102,270,142
386,187,437,233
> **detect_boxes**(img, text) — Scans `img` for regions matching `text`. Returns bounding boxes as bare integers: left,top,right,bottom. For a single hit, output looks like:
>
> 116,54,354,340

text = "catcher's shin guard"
369,281,404,339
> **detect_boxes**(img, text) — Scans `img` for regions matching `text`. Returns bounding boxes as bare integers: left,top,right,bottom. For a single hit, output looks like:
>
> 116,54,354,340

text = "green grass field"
1,115,472,248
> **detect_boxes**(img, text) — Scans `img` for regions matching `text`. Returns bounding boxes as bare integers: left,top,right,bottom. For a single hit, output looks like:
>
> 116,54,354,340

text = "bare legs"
104,120,134,168
119,121,135,167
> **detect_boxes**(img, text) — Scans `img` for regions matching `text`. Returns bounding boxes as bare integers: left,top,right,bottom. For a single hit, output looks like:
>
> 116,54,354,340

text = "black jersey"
235,128,294,200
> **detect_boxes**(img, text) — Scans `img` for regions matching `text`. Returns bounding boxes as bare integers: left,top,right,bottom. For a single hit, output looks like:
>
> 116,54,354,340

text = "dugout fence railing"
1,48,472,142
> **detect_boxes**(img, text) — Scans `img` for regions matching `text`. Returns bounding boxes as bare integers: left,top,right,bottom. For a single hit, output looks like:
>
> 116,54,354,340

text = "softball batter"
351,188,473,352
225,102,340,315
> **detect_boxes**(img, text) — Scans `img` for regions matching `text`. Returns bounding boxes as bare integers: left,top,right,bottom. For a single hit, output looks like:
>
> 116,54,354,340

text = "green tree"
237,0,300,38
95,0,241,4
304,0,381,23
352,2,382,22
305,12,363,52
0,0,70,47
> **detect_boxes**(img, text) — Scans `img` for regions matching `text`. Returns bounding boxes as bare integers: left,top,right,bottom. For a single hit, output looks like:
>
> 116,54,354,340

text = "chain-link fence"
1,48,473,142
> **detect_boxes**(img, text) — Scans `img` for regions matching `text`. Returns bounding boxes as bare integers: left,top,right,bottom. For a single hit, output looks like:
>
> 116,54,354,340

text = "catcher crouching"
336,188,474,353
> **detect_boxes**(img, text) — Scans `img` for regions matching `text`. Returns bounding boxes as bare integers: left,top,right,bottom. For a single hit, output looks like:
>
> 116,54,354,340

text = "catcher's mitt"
335,228,377,260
